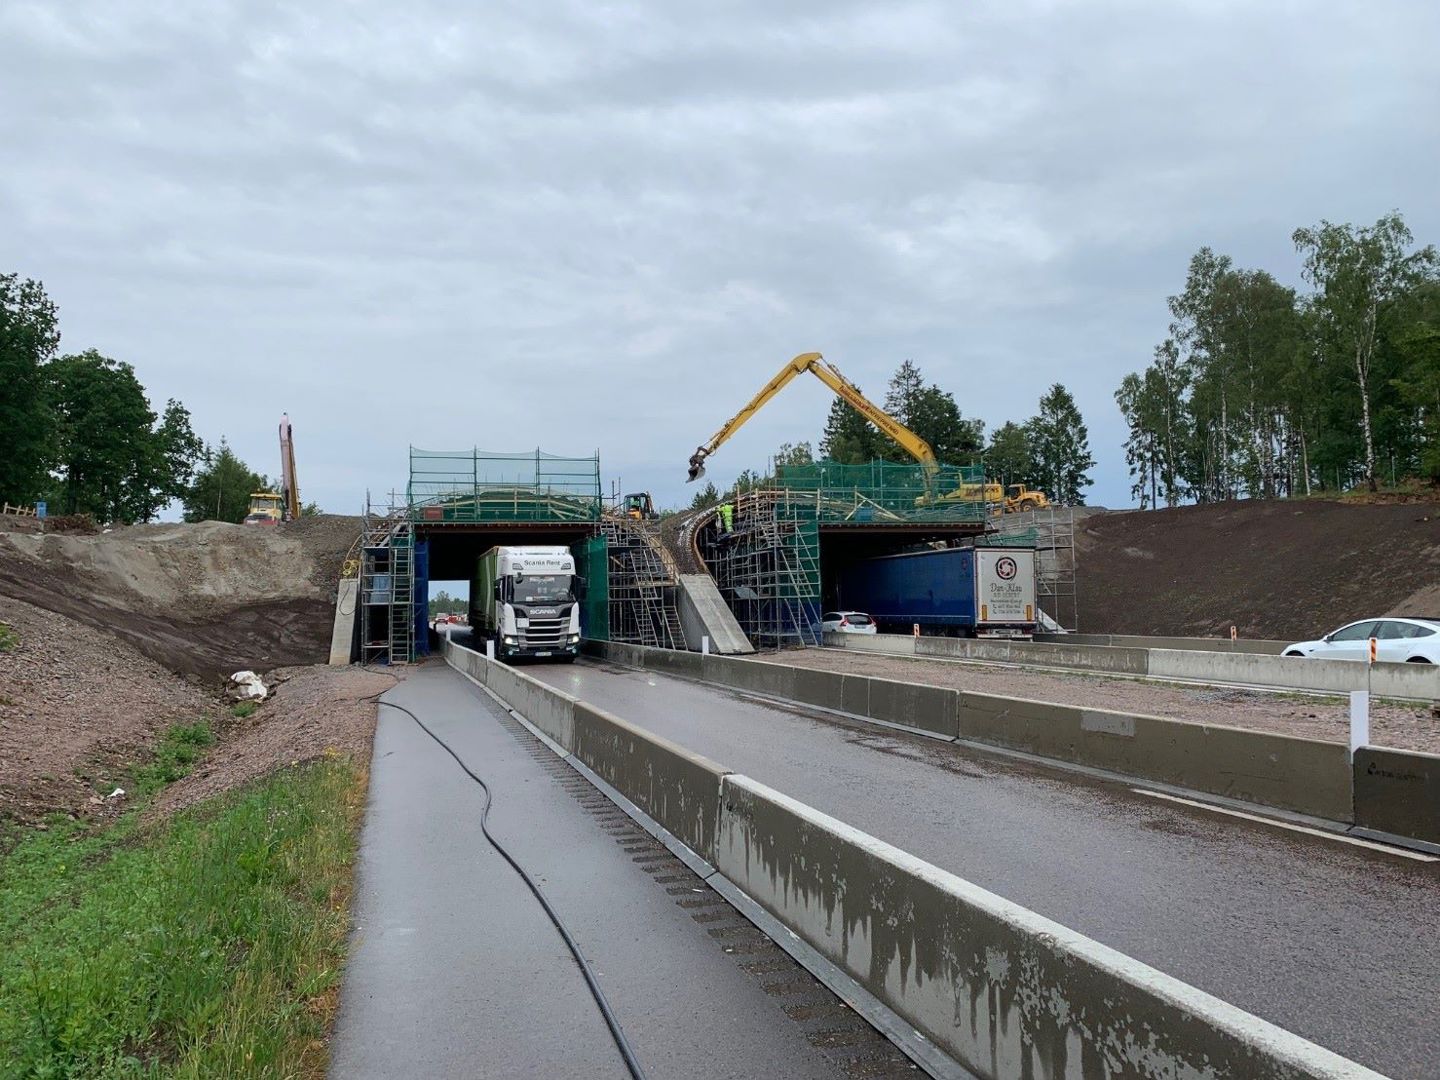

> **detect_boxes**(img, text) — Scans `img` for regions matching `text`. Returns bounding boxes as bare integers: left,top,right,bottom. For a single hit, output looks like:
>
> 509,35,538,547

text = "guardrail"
828,631,1440,703
442,637,1380,1079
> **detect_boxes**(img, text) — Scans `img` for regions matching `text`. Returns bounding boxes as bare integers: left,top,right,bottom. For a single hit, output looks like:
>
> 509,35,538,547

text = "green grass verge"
0,757,363,1078
0,621,16,651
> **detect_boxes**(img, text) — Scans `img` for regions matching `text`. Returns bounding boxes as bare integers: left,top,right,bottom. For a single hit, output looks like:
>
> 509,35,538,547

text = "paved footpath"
329,663,911,1079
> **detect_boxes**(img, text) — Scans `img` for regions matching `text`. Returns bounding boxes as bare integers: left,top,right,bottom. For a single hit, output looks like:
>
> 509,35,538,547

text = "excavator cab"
243,492,284,526
623,492,657,520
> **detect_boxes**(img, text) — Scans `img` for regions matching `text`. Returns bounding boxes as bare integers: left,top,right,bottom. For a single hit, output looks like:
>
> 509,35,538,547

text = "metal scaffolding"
990,506,1078,632
359,497,414,665
600,518,686,649
699,490,822,649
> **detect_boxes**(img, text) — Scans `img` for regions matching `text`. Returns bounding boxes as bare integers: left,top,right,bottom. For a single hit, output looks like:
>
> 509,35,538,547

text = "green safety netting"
407,447,602,523
774,459,990,522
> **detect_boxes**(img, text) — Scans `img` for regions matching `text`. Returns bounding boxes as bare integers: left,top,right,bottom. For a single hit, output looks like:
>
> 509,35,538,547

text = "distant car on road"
1284,617,1440,663
821,611,877,635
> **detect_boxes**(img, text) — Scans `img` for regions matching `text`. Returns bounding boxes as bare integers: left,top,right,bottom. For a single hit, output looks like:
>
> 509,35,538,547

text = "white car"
1284,617,1440,664
821,610,877,635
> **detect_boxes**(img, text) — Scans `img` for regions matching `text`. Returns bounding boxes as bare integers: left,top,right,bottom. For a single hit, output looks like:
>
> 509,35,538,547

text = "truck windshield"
515,574,572,604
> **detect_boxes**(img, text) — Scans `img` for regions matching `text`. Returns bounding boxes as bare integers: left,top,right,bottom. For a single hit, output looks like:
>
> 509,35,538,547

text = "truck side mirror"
575,576,588,599
493,581,502,601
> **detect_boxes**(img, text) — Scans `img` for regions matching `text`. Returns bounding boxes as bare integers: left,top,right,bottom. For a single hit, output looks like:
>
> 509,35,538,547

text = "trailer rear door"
974,548,1036,634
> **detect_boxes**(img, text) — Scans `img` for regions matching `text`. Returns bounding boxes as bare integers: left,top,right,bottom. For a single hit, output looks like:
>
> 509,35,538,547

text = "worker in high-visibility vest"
718,502,734,534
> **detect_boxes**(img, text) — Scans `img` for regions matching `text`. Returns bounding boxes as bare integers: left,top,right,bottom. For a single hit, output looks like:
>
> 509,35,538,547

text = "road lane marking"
1131,788,1438,862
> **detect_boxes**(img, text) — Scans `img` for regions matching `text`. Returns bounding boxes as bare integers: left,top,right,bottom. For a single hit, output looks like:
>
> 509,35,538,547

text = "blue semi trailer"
834,546,1038,637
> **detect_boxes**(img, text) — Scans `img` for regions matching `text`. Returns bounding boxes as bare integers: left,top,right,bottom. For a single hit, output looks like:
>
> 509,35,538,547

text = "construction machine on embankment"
684,351,1048,512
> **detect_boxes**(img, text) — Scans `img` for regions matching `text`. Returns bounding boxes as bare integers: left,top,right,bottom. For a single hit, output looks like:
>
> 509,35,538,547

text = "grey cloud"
2,0,1437,516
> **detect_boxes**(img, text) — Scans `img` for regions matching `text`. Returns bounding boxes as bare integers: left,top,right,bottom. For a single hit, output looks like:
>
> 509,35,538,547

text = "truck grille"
521,618,567,648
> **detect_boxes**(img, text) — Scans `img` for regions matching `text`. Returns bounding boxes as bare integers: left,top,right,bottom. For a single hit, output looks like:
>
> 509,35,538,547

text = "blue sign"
35,501,46,519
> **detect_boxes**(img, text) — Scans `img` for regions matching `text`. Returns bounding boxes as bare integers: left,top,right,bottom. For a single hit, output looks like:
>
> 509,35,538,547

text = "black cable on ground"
377,699,649,1080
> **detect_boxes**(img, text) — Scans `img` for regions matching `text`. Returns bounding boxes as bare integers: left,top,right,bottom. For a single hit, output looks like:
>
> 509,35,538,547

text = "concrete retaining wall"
827,631,1440,702
1353,747,1440,846
447,637,1377,1078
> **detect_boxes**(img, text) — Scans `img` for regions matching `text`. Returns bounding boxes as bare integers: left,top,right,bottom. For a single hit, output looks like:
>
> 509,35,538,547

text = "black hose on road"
377,699,649,1080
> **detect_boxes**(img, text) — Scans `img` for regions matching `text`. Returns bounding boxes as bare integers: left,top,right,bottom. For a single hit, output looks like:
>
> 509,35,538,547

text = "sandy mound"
0,515,361,681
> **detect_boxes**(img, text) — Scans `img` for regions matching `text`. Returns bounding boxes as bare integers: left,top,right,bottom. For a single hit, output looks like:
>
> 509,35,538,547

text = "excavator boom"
686,352,937,482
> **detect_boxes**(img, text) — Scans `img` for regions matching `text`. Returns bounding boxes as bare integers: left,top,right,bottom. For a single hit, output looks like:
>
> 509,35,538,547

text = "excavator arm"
686,352,938,482
279,414,300,520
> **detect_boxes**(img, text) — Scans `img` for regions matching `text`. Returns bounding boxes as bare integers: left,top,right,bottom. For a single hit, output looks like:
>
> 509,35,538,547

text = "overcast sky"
3,1,1438,514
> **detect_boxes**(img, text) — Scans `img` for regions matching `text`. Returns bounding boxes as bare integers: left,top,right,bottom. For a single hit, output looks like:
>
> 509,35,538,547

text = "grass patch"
127,721,215,801
231,701,258,719
0,759,363,1078
0,621,16,651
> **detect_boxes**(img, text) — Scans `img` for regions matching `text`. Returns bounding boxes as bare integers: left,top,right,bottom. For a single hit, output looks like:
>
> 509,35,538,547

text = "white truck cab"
470,546,583,661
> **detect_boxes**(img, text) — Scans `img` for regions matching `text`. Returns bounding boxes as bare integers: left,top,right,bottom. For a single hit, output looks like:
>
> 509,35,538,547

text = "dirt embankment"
0,596,223,825
1076,499,1440,640
0,515,361,681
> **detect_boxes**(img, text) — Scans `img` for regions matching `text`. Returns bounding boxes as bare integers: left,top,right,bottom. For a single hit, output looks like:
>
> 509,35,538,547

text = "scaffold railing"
775,459,991,522
407,447,602,523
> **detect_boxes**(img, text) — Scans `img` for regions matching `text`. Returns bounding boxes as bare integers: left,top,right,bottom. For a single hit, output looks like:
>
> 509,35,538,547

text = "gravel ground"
766,648,1440,753
150,663,396,818
0,596,222,827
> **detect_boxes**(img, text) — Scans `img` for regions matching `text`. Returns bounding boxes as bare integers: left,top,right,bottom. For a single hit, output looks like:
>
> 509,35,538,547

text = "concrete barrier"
1037,632,1291,655
704,656,798,700
828,632,1440,703
591,641,1357,822
865,676,958,738
1148,648,1440,700
571,702,732,862
956,692,1353,820
716,774,1374,1080
914,634,1151,676
1353,747,1440,845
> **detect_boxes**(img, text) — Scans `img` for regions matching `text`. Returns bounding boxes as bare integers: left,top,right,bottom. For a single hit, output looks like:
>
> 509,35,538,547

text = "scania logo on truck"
996,556,1018,581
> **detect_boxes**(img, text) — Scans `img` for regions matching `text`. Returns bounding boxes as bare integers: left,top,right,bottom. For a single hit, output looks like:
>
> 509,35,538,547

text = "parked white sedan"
1284,617,1440,663
821,611,878,635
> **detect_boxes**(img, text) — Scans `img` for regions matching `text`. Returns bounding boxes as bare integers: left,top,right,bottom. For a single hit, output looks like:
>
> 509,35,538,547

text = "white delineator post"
485,639,495,660
1349,636,1376,761
702,635,710,655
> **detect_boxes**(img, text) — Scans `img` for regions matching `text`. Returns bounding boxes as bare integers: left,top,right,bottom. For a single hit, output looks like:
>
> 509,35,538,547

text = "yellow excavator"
242,414,302,526
685,352,1050,513
686,352,940,486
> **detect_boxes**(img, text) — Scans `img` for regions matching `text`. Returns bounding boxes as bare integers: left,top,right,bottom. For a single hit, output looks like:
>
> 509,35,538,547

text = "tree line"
1,274,297,525
690,359,1097,509
1116,211,1439,506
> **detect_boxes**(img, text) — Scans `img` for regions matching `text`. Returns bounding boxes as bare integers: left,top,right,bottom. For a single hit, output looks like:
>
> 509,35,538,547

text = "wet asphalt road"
331,665,913,1079
526,658,1440,1078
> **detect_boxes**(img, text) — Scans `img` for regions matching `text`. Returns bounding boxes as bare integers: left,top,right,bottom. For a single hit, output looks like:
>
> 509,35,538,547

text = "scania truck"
469,546,582,661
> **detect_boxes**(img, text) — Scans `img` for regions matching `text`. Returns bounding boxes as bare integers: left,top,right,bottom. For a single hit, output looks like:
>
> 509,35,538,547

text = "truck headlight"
568,633,580,643
503,636,517,645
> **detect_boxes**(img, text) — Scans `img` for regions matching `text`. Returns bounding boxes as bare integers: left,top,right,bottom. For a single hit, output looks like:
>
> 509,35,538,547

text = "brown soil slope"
0,596,222,825
0,515,360,681
1077,500,1440,640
